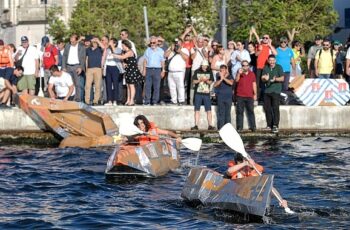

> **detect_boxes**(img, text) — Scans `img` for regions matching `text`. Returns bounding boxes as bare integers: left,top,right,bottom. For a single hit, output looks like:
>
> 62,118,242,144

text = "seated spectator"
0,66,23,108
48,65,75,101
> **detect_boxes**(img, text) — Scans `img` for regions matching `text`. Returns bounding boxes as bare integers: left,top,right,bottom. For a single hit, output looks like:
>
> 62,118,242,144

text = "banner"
291,77,350,106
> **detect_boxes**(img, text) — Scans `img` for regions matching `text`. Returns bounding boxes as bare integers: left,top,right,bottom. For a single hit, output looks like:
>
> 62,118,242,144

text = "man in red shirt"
235,60,257,132
41,36,58,94
251,29,277,103
180,24,197,105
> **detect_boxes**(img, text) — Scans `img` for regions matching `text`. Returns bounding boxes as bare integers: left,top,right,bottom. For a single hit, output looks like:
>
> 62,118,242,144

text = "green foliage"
65,0,218,52
48,0,337,49
47,6,68,42
227,0,338,42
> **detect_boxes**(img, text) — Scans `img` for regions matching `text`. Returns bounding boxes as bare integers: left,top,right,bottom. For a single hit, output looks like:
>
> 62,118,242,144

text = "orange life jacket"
0,47,12,67
227,160,264,179
136,122,159,145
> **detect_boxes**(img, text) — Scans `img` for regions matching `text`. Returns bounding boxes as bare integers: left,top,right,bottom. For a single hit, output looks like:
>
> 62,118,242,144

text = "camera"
174,38,180,52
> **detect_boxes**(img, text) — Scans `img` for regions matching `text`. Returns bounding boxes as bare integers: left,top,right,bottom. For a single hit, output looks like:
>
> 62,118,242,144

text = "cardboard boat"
15,94,120,148
181,167,274,218
105,139,180,178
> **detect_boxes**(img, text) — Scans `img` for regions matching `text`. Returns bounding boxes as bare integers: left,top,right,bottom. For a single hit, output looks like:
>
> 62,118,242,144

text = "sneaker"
104,102,113,106
0,104,10,109
191,125,198,130
112,102,117,106
208,126,216,131
272,126,279,133
263,126,272,131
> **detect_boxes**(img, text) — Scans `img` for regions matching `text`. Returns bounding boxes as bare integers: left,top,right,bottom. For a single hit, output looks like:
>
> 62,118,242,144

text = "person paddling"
226,154,288,209
133,115,181,145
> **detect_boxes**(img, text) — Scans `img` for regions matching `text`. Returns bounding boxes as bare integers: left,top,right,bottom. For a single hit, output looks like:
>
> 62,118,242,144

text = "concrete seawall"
1,105,350,132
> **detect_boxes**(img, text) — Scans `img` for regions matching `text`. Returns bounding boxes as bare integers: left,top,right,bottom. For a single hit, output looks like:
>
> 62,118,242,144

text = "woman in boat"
226,155,289,209
133,115,181,145
226,154,263,179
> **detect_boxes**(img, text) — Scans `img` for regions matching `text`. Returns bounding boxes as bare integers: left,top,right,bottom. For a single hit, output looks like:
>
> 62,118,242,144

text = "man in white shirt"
164,38,189,105
48,65,75,101
15,36,40,95
62,33,86,102
118,29,137,57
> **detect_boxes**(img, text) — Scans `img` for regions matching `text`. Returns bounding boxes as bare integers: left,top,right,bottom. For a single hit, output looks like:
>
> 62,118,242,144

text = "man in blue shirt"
214,64,234,129
276,37,295,93
85,37,103,105
0,66,24,108
142,36,165,105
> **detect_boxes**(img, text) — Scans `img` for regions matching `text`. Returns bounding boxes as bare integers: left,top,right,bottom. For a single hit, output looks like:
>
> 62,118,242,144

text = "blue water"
0,137,349,229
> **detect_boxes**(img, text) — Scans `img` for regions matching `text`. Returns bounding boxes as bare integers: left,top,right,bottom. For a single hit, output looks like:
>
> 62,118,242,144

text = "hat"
85,35,93,42
314,35,322,40
201,60,209,66
41,36,50,47
333,40,341,45
21,36,28,42
0,39,4,46
280,36,288,42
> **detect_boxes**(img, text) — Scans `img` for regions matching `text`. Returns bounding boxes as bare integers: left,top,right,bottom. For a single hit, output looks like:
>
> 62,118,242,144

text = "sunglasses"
242,64,249,67
262,37,269,39
150,42,157,44
280,41,287,44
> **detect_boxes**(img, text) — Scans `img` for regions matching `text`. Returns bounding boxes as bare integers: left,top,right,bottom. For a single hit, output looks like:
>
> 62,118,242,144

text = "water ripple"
0,137,349,229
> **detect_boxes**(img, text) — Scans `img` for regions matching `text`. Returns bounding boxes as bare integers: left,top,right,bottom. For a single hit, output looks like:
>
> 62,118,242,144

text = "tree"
49,0,218,52
47,6,68,42
227,0,338,43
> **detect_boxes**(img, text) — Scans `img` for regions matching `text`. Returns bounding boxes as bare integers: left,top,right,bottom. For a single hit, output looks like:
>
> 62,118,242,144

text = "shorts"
17,74,36,91
0,77,4,90
194,94,211,111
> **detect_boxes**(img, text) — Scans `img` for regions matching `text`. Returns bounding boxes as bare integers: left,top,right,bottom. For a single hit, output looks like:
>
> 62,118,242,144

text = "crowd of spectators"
1,26,350,133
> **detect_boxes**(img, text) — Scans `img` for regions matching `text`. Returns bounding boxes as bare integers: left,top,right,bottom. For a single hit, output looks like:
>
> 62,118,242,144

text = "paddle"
219,123,295,214
38,67,44,97
118,122,202,152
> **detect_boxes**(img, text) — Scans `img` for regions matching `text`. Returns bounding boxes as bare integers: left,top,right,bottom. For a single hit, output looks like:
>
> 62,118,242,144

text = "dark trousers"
236,96,256,130
135,82,144,104
263,92,280,128
144,68,161,104
160,75,166,102
217,95,232,129
283,72,290,92
105,66,120,103
256,68,265,102
184,67,192,104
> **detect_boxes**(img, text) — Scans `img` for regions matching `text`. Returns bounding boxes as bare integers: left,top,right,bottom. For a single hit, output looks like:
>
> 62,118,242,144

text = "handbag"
15,47,28,68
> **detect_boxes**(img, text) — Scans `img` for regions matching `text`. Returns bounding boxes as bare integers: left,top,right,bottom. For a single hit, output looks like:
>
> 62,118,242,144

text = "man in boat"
133,115,181,145
226,154,288,208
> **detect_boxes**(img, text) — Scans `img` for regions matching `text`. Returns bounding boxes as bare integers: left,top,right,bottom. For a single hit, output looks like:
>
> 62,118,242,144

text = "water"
0,137,349,229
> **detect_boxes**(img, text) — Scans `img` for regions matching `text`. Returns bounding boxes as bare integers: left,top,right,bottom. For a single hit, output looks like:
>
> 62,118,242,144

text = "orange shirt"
256,43,271,69
182,41,194,68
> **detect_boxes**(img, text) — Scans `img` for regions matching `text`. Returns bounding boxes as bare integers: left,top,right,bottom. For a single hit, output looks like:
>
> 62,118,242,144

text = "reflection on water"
0,137,349,229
